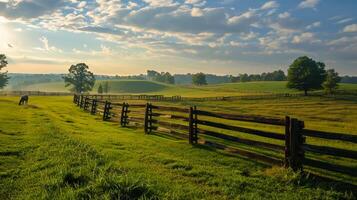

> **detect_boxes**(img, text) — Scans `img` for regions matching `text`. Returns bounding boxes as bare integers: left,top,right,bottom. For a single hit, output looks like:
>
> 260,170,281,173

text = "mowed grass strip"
0,97,355,199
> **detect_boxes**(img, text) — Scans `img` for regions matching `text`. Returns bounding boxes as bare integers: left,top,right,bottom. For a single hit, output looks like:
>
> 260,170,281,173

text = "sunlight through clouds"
0,0,356,75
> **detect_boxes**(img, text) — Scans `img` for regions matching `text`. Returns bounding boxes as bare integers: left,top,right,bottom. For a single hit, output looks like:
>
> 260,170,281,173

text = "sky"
0,0,357,75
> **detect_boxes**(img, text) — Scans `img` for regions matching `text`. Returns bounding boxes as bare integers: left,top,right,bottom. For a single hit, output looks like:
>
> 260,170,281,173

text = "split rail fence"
74,94,357,177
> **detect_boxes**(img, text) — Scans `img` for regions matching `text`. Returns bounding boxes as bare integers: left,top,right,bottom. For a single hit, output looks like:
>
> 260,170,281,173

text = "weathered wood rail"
73,94,357,177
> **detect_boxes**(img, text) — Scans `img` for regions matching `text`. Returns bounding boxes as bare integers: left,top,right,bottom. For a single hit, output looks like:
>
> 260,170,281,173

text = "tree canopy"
230,70,286,83
0,54,9,89
287,56,326,95
192,73,207,85
146,70,175,84
63,63,95,93
323,69,341,94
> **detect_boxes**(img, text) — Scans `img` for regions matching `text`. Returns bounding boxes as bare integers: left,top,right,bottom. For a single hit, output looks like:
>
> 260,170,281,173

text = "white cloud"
336,18,353,24
77,1,86,8
191,7,203,17
298,0,320,9
185,0,206,6
292,32,320,44
261,1,279,10
343,24,357,33
278,12,290,19
306,21,321,29
227,10,256,25
39,36,50,50
100,44,112,55
142,0,176,7
38,36,62,52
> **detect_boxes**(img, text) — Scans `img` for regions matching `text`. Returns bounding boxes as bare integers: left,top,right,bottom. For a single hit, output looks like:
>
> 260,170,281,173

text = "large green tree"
323,69,341,94
63,63,95,93
287,56,326,96
0,54,9,89
192,72,207,85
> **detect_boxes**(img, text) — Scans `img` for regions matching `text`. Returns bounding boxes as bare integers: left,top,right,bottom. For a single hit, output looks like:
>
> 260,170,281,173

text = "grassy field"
0,96,356,199
16,80,357,97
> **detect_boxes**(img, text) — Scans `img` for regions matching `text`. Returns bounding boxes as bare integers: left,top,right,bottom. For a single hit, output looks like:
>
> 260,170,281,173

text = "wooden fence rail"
73,94,357,177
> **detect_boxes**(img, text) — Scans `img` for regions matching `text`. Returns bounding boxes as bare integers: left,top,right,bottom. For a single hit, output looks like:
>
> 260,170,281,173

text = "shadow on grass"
150,131,187,141
195,141,356,196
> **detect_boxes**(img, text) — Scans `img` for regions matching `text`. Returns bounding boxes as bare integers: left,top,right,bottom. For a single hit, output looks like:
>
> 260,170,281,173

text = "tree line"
229,70,286,82
0,53,353,96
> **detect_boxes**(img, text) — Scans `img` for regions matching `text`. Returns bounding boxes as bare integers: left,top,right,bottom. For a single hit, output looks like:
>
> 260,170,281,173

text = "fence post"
189,106,198,144
284,116,291,168
189,107,193,144
144,103,149,134
84,97,89,111
91,99,97,115
288,118,305,171
120,102,129,127
149,103,153,133
79,95,84,108
103,101,112,121
144,103,153,134
297,120,305,170
193,106,198,143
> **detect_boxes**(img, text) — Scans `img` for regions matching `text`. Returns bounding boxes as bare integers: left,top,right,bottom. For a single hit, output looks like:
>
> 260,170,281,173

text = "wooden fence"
1,90,73,96
84,93,307,102
73,94,357,177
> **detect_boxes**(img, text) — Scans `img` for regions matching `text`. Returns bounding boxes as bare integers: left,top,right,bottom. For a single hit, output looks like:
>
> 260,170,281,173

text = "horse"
19,95,29,105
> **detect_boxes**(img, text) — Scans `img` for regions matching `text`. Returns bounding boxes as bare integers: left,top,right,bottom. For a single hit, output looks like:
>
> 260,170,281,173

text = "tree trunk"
304,90,308,96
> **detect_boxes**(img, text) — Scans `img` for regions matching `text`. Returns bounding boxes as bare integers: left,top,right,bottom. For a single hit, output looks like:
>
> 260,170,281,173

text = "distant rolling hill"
16,80,357,97
21,80,171,94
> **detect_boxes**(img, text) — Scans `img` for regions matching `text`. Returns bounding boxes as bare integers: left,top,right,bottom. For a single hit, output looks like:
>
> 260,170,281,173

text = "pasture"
0,94,356,199
17,80,357,97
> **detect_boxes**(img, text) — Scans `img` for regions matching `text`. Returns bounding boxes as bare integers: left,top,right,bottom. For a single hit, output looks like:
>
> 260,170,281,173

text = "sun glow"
0,19,10,49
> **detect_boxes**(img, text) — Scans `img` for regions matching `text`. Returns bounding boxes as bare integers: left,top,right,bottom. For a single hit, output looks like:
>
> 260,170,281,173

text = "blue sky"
0,0,357,75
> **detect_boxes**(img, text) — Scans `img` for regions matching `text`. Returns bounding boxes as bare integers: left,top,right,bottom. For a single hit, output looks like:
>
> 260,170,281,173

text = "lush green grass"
18,80,357,97
1,96,355,199
124,95,357,184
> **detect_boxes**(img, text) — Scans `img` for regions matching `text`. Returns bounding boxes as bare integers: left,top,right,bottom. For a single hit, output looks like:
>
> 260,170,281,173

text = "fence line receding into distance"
73,94,357,178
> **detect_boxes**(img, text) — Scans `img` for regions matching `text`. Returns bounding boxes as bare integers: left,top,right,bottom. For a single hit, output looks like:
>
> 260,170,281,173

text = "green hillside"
94,80,169,93
18,80,357,97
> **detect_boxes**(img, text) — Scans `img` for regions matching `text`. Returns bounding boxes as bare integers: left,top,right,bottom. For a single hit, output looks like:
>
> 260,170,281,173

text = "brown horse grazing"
19,95,29,105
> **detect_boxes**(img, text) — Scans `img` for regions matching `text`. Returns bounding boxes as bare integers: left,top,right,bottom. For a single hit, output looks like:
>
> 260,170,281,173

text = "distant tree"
103,81,110,93
239,74,250,82
229,75,240,83
271,70,286,81
162,72,175,84
147,70,175,84
63,63,95,93
192,73,207,85
323,69,341,94
287,56,326,96
147,70,160,80
341,76,357,84
0,54,9,89
97,84,103,94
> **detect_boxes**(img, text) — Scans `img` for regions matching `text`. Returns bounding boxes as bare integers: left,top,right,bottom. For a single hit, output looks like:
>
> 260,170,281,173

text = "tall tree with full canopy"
0,54,9,89
287,56,326,96
323,69,341,94
63,63,95,93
